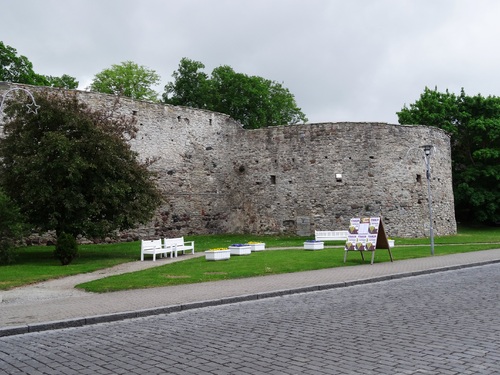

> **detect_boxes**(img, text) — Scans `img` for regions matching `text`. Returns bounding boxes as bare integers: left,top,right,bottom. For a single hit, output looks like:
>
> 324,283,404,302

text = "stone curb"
2,259,499,338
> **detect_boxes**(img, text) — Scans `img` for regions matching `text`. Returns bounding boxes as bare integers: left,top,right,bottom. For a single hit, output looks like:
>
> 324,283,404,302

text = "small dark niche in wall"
270,175,276,184
239,165,246,173
177,116,181,122
206,146,213,151
167,170,175,175
369,156,375,159
256,181,261,185
209,119,212,125
416,174,422,183
132,110,138,116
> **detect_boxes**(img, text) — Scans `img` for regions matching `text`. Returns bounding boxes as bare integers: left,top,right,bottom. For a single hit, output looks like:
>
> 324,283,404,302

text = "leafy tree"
0,41,78,88
163,58,308,129
397,87,500,224
0,188,27,264
0,91,162,264
90,61,160,102
163,58,210,108
45,74,79,89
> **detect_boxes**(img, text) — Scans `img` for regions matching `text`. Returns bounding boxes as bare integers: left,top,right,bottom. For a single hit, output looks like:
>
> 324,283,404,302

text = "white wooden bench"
163,236,195,257
141,239,173,261
315,230,349,241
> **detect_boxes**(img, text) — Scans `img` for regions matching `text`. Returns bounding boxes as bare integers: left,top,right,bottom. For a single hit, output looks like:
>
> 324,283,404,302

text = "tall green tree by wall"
0,41,78,89
0,91,162,265
90,61,160,102
398,87,500,224
163,58,308,129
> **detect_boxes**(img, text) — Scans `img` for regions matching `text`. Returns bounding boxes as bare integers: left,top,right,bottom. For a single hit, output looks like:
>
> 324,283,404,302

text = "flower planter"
205,249,231,261
229,245,252,256
388,240,395,248
304,241,324,250
247,243,265,251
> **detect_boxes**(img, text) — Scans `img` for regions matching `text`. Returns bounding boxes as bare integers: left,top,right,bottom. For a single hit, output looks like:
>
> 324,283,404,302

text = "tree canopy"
398,87,500,224
0,91,162,263
163,58,308,129
0,41,78,89
89,61,161,102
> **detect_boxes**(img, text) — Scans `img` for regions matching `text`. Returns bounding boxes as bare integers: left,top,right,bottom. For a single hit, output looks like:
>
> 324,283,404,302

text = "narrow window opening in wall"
416,174,422,183
132,110,138,116
289,180,293,184
325,156,328,159
209,119,212,125
292,158,295,162
369,156,375,159
256,181,261,185
271,175,276,185
177,116,181,122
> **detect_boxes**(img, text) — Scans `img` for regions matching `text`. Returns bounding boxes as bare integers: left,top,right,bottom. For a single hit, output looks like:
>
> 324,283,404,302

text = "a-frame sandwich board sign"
344,217,394,265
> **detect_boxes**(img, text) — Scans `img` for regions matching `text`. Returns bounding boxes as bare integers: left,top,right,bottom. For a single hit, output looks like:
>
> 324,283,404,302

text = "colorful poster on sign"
369,217,380,234
349,218,360,234
355,234,367,250
346,217,380,251
345,234,357,250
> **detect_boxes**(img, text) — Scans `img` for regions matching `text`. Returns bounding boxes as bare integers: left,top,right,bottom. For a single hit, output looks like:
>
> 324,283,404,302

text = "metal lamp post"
422,144,435,255
0,81,40,114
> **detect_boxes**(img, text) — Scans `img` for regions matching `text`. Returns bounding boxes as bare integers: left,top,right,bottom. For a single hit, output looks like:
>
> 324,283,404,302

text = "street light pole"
422,145,435,256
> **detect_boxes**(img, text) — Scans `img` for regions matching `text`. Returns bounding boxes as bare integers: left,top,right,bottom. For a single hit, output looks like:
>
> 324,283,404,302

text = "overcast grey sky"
3,0,499,124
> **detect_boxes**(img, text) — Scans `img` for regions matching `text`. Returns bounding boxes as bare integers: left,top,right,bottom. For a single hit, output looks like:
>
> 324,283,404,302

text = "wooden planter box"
229,245,252,255
304,241,324,250
247,243,265,251
205,250,231,261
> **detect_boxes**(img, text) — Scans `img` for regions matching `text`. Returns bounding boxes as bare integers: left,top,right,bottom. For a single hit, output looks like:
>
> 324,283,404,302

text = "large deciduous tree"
0,91,162,264
163,58,308,129
90,61,161,102
0,41,78,89
397,87,500,224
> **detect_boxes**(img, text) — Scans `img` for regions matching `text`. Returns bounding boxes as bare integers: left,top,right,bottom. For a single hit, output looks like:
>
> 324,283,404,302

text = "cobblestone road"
1,263,499,375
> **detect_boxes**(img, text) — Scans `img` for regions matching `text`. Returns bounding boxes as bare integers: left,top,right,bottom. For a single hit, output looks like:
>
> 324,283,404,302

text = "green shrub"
54,232,78,265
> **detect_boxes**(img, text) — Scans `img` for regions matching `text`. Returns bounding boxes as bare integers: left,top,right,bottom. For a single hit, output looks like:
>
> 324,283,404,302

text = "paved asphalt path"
1,262,499,374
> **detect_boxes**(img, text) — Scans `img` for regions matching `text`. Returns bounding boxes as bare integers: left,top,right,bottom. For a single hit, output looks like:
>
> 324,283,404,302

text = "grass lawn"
1,225,499,291
76,242,500,293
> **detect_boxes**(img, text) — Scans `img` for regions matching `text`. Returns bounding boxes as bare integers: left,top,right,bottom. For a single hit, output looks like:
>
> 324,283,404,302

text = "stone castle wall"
1,84,457,239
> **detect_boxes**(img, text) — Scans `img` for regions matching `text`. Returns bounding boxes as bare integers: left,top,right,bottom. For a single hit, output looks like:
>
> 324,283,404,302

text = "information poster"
344,217,393,263
345,217,387,251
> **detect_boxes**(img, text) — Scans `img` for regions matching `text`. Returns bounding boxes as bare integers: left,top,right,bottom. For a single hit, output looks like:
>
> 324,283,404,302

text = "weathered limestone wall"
0,84,457,239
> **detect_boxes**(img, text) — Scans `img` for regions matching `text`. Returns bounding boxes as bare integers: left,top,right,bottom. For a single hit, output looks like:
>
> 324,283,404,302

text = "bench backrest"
164,237,184,248
315,230,348,240
141,239,162,251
